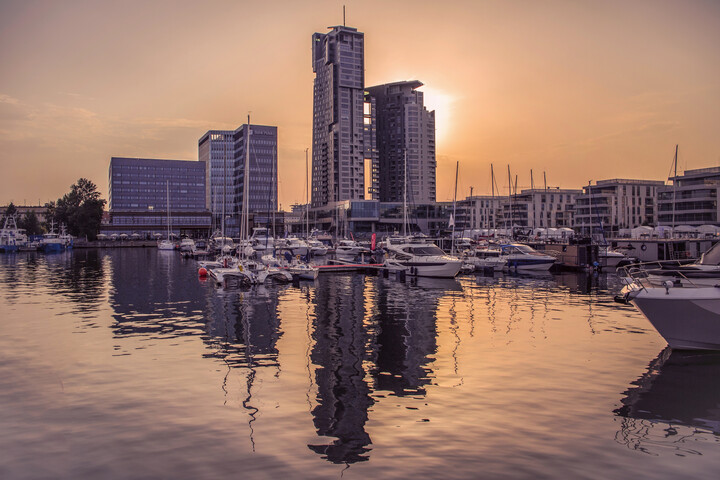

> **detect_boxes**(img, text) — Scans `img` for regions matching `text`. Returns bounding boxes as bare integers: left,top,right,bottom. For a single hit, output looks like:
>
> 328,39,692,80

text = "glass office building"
107,157,211,237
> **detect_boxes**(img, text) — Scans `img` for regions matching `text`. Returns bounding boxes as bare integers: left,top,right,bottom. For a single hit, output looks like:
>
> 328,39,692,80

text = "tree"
54,179,106,240
19,210,42,236
1,202,17,226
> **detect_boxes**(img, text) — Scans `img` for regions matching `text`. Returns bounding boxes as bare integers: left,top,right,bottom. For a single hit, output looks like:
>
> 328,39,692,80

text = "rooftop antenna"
343,5,346,26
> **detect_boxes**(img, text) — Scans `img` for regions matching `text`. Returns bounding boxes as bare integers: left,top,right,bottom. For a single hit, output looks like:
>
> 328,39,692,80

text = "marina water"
1,249,719,479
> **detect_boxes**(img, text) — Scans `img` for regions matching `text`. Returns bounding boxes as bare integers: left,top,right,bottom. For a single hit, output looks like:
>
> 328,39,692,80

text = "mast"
166,180,171,240
271,144,276,239
451,160,458,254
305,148,310,239
531,169,535,230
403,149,408,237
491,164,496,232
671,144,678,233
241,115,251,256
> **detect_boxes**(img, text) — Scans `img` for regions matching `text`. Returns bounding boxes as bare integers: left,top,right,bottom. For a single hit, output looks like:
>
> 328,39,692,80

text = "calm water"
1,249,719,479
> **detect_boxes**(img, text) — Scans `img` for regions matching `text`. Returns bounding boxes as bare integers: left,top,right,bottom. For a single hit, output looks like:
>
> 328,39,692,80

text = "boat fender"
641,244,647,252
223,258,228,268
663,280,673,294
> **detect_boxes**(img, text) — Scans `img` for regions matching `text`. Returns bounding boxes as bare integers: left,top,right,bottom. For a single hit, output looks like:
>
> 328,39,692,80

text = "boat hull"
629,287,720,350
504,257,555,271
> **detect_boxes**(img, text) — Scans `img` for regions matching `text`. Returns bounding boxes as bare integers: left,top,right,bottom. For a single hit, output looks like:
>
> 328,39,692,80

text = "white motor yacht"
335,239,371,260
384,237,462,278
307,239,328,256
499,243,556,271
250,227,275,252
617,265,720,350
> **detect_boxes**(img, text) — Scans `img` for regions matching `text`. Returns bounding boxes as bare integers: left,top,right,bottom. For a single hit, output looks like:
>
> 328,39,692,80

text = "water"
1,249,719,479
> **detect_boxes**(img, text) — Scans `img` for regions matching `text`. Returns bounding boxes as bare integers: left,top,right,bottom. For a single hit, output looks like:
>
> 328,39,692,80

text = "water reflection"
308,274,375,464
614,349,720,455
0,250,107,313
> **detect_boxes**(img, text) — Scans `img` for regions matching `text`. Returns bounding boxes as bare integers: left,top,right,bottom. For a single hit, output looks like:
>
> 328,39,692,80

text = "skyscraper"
198,130,234,230
311,25,370,207
366,81,436,203
198,124,278,237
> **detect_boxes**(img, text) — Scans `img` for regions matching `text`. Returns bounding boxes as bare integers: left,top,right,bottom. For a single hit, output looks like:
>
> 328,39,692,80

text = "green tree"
1,202,17,226
54,179,106,240
19,210,42,236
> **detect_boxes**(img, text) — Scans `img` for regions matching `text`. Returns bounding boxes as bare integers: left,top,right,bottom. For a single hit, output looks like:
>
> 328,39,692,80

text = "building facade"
198,124,278,237
311,25,368,207
198,130,234,231
574,179,663,235
366,81,436,204
501,188,582,231
107,157,210,237
657,166,720,226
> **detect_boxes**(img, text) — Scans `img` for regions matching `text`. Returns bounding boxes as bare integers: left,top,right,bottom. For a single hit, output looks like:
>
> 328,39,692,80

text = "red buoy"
198,267,208,277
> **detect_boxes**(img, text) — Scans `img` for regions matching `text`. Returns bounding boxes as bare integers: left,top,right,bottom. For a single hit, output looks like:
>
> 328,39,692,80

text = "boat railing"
618,261,704,290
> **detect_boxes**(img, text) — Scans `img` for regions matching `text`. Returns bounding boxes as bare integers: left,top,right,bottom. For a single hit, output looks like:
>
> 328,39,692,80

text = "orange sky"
1,0,719,208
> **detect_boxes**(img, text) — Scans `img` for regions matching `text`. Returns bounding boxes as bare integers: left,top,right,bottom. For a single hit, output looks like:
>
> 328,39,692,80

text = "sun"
420,86,454,147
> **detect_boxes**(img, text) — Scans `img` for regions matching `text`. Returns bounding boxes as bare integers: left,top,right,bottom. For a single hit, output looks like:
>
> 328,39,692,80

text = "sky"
1,0,719,208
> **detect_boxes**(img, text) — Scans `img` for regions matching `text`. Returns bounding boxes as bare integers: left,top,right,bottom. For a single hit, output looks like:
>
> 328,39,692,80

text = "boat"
498,243,556,271
250,227,275,252
0,216,27,253
384,236,462,278
616,263,720,350
179,237,195,252
632,241,720,287
307,239,328,256
41,223,73,253
334,239,371,260
598,245,632,268
463,244,507,272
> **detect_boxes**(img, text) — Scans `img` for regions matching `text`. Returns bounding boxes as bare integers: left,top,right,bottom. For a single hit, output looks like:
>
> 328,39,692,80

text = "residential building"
657,166,720,226
107,157,210,237
366,81,436,203
501,188,582,231
455,195,502,231
311,25,368,207
574,179,664,235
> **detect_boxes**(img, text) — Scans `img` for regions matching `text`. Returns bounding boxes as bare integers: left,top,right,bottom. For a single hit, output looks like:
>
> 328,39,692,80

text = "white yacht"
498,243,556,271
617,264,720,350
334,239,371,259
307,239,328,256
250,227,275,252
179,238,195,252
384,237,462,278
464,246,507,272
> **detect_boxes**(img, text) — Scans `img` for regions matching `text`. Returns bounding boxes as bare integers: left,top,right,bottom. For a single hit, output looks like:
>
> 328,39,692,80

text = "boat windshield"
504,244,542,255
699,242,720,265
404,245,445,256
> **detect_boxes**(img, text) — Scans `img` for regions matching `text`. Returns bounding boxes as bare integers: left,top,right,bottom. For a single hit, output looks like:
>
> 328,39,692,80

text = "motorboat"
208,258,292,287
307,239,328,256
384,237,462,278
335,239,371,260
616,262,720,350
463,245,507,272
499,243,556,271
278,236,309,256
635,241,720,287
250,227,275,252
179,238,195,252
598,245,632,268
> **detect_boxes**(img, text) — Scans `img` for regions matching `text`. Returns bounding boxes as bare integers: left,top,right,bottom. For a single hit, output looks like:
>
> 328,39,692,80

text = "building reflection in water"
307,274,375,464
307,274,449,465
614,348,720,454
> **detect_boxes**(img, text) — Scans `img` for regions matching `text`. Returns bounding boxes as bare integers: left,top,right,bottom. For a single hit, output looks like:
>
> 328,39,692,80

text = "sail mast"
451,160,458,254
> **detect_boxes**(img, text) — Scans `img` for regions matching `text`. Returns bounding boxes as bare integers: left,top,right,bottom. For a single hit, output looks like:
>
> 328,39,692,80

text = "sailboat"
158,180,174,250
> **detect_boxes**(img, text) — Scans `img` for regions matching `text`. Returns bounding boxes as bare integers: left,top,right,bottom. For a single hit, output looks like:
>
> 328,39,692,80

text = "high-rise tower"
366,81,436,203
311,26,369,207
